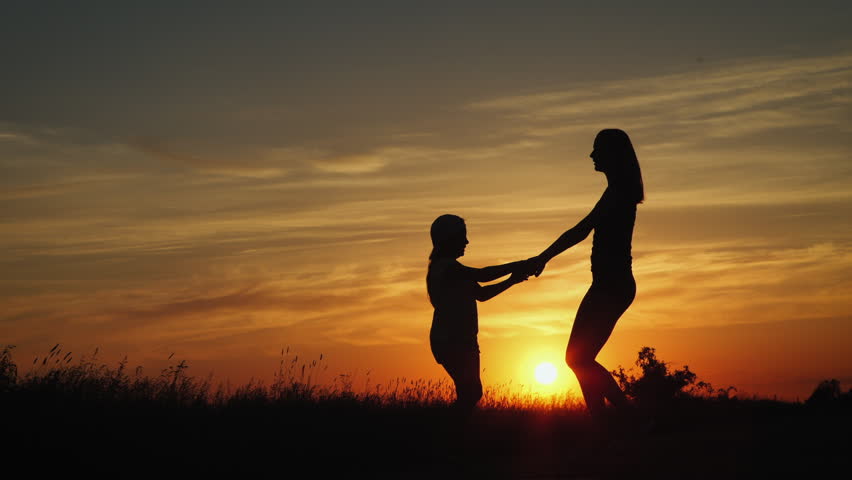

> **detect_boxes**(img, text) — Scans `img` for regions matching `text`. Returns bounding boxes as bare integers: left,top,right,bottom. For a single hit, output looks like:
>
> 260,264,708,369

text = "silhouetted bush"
612,346,734,408
806,379,852,410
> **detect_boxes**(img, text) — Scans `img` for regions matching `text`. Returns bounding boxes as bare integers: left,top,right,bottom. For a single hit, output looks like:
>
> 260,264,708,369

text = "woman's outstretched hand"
525,256,547,277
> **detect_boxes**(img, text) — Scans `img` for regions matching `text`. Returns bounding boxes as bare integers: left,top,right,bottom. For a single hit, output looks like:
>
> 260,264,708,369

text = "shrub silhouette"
806,378,852,409
612,347,729,408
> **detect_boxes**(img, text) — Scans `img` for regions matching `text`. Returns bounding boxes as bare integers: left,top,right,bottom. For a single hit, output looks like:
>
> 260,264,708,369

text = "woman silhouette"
427,214,530,416
528,129,644,420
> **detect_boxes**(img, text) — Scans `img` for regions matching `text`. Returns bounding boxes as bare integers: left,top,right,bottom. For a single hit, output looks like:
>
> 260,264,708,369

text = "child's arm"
475,270,529,302
472,260,529,283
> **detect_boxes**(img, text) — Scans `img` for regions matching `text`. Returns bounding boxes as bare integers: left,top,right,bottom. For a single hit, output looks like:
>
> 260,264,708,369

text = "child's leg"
443,350,483,414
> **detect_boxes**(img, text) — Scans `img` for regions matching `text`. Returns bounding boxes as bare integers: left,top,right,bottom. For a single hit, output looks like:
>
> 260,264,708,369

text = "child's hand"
510,270,530,284
525,256,546,277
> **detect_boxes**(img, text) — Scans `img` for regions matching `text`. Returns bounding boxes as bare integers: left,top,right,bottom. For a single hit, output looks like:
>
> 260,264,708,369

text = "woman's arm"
538,214,595,262
530,192,608,275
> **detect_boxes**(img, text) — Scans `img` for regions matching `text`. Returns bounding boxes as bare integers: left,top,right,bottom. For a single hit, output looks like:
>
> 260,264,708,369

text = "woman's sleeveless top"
591,188,636,276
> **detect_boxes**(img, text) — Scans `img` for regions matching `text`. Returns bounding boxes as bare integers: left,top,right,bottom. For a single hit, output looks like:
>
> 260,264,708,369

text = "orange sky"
2,3,852,402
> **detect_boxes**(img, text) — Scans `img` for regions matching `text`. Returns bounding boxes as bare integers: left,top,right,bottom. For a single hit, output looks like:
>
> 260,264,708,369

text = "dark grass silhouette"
1,344,849,478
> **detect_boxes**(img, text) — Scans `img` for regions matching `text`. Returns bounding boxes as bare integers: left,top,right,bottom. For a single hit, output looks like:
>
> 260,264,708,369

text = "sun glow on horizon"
534,362,558,385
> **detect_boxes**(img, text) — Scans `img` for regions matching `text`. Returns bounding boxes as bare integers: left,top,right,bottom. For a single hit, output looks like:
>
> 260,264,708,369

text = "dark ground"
3,392,850,479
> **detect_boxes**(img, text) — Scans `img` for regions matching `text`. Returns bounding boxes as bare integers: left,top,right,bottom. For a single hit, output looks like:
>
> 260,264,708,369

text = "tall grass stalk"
0,344,584,412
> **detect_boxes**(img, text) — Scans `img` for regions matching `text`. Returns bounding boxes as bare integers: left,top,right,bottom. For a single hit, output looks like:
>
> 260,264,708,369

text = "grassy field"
2,344,849,478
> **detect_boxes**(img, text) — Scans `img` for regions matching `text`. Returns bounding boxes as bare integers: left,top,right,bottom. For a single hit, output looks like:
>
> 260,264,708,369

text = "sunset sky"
2,2,851,402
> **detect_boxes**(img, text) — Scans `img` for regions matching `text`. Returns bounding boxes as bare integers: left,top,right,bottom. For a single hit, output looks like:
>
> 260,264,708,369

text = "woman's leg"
565,279,635,418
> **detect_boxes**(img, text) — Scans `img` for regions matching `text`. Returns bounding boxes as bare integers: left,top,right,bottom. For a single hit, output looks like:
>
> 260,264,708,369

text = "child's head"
430,214,468,261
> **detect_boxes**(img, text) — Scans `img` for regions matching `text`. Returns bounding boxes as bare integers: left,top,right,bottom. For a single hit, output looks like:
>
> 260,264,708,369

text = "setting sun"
534,362,558,385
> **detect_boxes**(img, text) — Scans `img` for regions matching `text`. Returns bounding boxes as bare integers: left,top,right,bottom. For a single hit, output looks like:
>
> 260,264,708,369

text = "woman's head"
590,129,644,204
429,214,468,261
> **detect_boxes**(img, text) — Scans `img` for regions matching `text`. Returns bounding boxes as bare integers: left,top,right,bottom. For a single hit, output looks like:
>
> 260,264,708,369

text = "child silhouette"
427,214,530,416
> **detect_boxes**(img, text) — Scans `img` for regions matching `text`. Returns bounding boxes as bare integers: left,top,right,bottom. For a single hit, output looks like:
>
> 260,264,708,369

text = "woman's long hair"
596,129,644,204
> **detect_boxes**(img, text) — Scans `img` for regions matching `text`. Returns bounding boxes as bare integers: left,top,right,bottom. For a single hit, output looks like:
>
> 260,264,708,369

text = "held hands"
510,256,547,285
524,256,547,278
509,268,530,285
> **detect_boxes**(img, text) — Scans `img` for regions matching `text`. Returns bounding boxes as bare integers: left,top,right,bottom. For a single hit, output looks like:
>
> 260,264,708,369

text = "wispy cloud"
467,53,852,178
311,152,390,174
0,172,143,200
0,131,37,145
129,138,296,178
470,53,852,129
